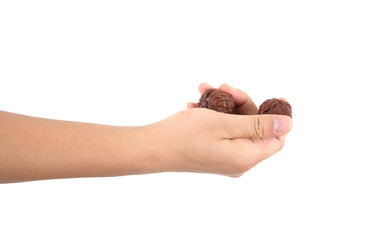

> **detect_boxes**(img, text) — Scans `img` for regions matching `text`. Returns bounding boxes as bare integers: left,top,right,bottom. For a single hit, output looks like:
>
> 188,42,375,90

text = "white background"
1,0,374,239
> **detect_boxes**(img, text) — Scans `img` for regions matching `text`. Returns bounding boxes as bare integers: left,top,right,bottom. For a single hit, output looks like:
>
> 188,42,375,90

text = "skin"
0,83,292,183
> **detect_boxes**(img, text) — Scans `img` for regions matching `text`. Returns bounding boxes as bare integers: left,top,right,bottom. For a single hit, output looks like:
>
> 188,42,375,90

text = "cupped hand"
149,83,293,177
187,82,259,115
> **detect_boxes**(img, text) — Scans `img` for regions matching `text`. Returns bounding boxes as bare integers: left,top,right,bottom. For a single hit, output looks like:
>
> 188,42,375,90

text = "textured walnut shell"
258,98,292,118
197,89,236,114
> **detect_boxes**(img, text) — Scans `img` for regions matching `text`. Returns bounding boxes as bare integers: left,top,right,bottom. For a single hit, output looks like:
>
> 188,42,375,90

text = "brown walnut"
258,98,292,118
197,89,236,114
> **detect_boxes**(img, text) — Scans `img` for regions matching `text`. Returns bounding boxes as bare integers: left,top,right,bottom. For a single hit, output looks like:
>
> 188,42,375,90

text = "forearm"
0,111,164,183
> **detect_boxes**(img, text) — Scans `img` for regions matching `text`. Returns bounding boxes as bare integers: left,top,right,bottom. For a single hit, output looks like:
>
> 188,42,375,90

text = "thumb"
220,114,293,138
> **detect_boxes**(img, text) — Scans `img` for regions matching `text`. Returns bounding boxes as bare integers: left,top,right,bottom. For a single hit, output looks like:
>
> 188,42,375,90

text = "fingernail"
274,116,292,134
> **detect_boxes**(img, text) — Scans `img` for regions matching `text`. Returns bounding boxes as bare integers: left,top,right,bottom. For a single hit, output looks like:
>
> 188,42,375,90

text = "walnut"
258,98,292,118
197,89,236,114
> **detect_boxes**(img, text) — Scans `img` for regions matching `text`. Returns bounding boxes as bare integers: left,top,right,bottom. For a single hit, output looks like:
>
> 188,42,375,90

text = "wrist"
120,124,176,175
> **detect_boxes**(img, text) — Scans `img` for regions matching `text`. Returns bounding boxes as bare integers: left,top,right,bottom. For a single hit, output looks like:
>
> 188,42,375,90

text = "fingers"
219,83,258,115
190,83,289,117
195,82,259,115
253,136,286,164
229,136,285,168
187,102,197,109
198,82,214,94
225,134,288,176
220,114,293,139
187,83,213,109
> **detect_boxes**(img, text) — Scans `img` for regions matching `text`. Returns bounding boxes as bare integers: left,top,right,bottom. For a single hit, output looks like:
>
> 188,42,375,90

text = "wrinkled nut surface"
258,98,292,118
197,89,236,114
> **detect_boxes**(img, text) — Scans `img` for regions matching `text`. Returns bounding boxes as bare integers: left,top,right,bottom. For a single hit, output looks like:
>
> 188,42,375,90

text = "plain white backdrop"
1,0,374,239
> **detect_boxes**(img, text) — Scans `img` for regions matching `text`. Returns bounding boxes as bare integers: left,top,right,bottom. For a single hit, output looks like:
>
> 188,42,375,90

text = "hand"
0,83,292,183
149,83,293,177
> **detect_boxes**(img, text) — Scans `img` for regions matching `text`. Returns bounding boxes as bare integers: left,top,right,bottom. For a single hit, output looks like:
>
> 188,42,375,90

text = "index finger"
187,83,214,109
198,82,214,94
219,83,258,115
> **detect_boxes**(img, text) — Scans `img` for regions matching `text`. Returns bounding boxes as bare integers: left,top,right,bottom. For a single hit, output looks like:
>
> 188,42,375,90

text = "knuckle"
252,116,264,137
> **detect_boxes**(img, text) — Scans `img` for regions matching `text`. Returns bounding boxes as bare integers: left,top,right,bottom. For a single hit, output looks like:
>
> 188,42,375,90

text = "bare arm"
0,110,163,183
0,84,292,184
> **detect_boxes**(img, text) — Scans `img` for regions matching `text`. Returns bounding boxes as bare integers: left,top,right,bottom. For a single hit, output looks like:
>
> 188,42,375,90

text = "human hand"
148,83,293,177
0,83,291,182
